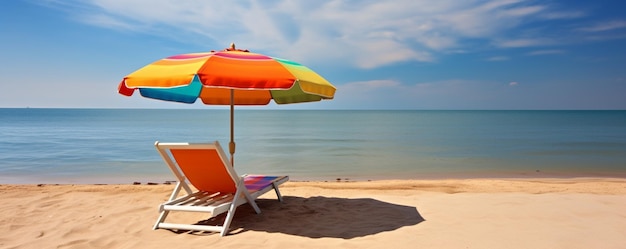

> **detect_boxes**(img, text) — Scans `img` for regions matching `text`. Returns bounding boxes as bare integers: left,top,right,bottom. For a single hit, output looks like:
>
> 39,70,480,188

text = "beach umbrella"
118,43,336,165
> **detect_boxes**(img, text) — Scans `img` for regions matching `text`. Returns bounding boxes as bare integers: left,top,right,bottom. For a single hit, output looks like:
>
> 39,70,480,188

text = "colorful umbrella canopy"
118,44,336,164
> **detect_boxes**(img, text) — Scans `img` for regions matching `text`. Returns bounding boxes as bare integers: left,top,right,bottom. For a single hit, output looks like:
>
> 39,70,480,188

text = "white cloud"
332,79,528,109
79,13,142,31
41,0,590,68
540,10,586,20
579,20,626,32
341,80,401,90
500,5,545,18
486,56,510,61
509,82,519,86
495,38,555,48
527,50,565,56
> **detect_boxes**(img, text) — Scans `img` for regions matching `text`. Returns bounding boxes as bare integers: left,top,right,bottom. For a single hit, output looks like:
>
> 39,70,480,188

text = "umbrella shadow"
194,196,425,238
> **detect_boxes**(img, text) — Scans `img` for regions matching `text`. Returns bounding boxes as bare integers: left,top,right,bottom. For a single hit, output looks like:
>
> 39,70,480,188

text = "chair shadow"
193,196,425,238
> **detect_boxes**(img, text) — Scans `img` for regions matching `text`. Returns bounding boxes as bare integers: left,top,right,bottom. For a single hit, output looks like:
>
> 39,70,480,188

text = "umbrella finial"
224,43,249,52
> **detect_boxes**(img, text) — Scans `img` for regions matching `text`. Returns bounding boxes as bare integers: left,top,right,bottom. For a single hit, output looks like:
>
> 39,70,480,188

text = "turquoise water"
1,109,625,183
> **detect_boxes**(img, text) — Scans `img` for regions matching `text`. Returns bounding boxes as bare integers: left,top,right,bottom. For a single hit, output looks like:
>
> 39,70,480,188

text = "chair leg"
240,182,261,214
247,199,261,214
153,210,170,230
154,181,184,230
220,188,246,236
272,182,284,202
219,204,237,236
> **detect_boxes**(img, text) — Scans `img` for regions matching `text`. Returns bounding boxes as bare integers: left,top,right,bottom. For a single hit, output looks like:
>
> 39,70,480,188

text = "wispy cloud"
540,10,586,20
341,80,401,90
486,56,510,61
579,20,626,32
79,13,143,31
336,79,526,109
527,49,565,56
39,0,594,68
495,38,555,48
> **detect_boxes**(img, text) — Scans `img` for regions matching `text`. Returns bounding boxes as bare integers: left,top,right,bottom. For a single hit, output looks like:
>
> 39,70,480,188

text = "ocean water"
1,108,625,184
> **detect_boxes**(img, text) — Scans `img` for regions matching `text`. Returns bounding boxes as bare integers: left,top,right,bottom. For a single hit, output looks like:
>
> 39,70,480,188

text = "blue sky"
1,0,625,110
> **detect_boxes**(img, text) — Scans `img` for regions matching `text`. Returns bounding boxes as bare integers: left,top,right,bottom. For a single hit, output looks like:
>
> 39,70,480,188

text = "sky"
1,0,625,110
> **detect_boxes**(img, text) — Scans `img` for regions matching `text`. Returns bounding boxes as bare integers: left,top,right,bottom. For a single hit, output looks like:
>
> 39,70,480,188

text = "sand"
1,178,625,249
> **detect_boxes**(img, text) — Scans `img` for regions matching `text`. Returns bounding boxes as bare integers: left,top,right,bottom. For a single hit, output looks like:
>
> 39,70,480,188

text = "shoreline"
4,173,626,186
5,177,626,194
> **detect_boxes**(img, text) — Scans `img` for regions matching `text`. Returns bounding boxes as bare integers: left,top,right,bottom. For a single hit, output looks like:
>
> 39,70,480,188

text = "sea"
1,108,625,184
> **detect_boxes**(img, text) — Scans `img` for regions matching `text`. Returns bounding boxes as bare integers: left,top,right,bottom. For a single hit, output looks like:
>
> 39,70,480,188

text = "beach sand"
1,178,625,249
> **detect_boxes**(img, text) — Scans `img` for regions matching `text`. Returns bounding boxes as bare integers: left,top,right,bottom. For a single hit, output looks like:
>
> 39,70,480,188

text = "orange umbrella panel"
198,51,298,90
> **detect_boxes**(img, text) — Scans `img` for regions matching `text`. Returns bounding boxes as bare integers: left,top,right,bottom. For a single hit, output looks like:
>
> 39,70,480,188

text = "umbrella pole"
229,89,235,167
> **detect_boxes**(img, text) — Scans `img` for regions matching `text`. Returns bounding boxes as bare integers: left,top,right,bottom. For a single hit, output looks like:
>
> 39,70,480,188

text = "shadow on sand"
188,196,425,238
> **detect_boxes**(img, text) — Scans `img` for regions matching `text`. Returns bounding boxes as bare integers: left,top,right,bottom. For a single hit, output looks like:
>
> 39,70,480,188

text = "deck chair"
153,141,289,236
